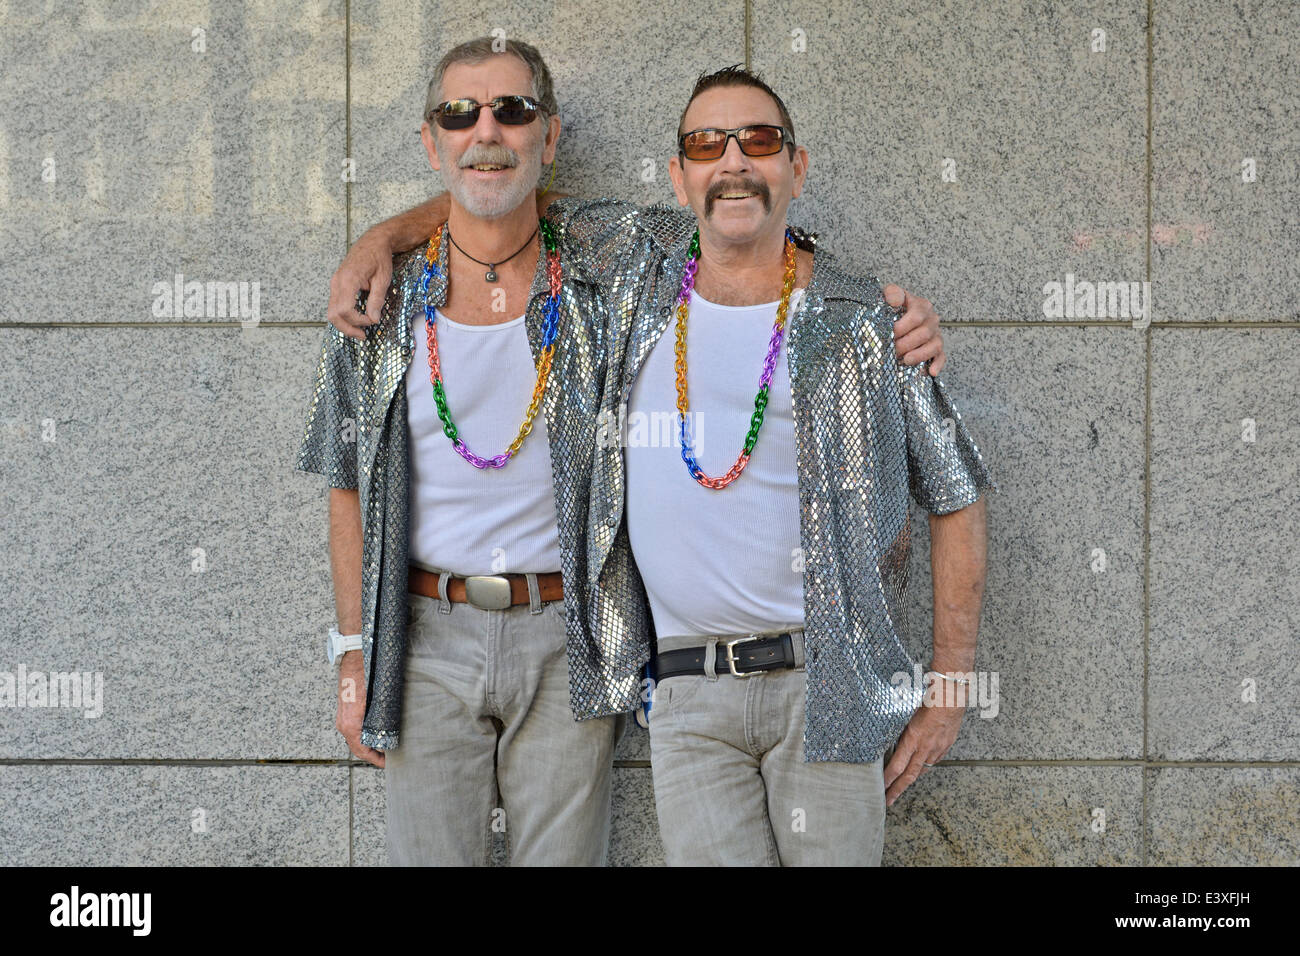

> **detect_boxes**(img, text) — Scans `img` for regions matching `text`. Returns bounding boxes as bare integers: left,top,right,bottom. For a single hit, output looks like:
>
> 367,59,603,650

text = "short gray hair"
423,37,558,122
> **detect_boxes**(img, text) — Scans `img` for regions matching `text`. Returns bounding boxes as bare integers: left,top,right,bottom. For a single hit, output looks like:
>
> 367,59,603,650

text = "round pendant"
485,268,498,282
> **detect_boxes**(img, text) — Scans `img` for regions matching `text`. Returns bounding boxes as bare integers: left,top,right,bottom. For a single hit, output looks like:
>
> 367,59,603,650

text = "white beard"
442,148,544,219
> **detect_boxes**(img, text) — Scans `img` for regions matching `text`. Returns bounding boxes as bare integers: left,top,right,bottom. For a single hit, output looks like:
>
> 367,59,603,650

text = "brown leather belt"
408,565,563,610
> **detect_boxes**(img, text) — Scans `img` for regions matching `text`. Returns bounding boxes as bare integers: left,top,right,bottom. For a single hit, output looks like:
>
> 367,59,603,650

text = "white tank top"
625,289,807,638
405,309,563,574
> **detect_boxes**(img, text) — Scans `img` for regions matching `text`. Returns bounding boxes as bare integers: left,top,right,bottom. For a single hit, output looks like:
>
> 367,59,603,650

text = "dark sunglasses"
678,124,794,161
428,95,545,130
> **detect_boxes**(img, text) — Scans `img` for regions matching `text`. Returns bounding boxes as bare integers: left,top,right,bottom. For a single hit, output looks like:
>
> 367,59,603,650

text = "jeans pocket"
658,674,706,713
406,592,434,629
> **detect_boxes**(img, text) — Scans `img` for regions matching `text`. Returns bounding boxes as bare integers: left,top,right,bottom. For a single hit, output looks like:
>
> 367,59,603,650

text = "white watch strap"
328,626,364,666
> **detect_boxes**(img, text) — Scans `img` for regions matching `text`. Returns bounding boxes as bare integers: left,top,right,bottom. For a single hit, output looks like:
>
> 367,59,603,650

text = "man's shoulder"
392,243,430,279
810,250,897,328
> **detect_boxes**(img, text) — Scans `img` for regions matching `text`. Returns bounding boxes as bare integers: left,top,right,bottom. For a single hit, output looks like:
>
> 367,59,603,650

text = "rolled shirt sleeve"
897,354,997,514
295,324,360,490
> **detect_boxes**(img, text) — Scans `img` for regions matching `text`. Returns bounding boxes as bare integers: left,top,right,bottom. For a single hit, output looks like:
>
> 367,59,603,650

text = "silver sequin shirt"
295,218,685,748
548,197,998,763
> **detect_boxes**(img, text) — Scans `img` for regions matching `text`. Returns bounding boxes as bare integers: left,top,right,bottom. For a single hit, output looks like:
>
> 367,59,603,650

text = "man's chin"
702,208,773,241
449,184,531,220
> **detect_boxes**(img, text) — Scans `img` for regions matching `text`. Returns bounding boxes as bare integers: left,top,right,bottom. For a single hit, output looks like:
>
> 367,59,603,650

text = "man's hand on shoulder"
885,284,946,376
327,193,453,341
327,228,396,341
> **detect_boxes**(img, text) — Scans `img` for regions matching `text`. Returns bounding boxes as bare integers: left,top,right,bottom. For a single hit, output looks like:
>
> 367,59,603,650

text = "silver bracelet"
924,668,971,686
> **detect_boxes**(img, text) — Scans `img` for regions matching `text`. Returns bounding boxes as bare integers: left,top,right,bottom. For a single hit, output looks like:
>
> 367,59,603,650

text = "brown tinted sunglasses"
678,124,794,160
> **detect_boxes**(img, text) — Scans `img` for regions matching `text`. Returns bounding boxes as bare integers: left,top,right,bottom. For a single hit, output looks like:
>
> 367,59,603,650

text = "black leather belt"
654,633,798,680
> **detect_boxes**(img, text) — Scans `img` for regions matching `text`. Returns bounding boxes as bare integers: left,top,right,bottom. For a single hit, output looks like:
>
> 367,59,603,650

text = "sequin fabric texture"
547,198,999,763
295,220,665,749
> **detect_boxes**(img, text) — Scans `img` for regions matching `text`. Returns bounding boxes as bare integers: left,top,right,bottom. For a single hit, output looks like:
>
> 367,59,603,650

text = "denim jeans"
647,631,887,866
384,578,620,865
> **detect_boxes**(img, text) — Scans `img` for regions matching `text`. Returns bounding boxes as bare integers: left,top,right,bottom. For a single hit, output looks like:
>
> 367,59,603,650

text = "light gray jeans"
647,631,887,866
384,577,620,866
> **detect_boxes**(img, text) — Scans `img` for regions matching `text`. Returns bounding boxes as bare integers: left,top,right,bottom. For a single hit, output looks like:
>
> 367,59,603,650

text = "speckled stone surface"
1151,1,1300,321
883,765,1142,865
902,327,1145,759
1146,767,1300,865
3,1,1297,868
347,0,743,237
1148,329,1300,761
0,328,348,760
349,764,663,865
0,765,348,865
751,1,1148,322
0,2,347,324
615,717,650,762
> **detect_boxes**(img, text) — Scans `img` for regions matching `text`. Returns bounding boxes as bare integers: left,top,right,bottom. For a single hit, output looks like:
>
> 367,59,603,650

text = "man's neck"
691,225,811,306
445,200,540,264
440,200,541,325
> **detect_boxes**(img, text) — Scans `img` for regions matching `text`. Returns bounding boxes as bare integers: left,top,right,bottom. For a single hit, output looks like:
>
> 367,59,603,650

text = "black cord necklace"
447,225,539,282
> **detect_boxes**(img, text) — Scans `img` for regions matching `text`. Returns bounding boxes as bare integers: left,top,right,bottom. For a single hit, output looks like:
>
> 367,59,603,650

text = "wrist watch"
327,626,364,667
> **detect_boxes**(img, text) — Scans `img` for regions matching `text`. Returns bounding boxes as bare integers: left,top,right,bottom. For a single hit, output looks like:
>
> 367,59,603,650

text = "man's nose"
717,134,753,172
470,104,505,142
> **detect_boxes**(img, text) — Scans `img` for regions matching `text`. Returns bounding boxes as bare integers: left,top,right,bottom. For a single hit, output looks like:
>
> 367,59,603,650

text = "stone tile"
1151,1,1300,321
903,327,1145,758
0,764,348,865
351,764,388,867
0,2,347,323
753,1,1148,321
1146,766,1300,866
883,764,1142,865
0,328,349,760
1149,329,1300,760
609,767,664,866
347,0,744,237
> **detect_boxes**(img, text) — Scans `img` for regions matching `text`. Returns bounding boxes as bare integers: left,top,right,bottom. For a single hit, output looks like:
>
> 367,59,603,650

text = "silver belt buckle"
463,575,513,610
724,635,763,678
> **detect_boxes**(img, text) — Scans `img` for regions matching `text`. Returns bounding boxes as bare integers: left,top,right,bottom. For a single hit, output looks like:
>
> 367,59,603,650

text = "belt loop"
703,639,719,681
790,630,805,668
436,571,452,614
526,572,542,614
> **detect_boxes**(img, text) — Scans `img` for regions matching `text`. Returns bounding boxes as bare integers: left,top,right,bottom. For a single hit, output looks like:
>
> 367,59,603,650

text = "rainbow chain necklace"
673,228,798,489
419,219,561,469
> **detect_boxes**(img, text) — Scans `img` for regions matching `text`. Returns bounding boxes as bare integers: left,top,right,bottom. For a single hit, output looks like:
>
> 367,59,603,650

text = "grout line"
744,0,751,70
1141,0,1154,869
345,0,353,251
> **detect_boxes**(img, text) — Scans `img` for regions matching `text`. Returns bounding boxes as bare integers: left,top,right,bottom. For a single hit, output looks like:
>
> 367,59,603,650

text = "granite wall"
2,0,1296,866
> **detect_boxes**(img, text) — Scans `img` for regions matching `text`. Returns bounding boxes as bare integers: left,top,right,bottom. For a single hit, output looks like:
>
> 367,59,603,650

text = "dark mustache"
705,177,771,214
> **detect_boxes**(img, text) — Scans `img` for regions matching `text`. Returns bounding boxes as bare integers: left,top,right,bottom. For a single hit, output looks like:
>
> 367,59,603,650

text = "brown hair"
676,64,796,152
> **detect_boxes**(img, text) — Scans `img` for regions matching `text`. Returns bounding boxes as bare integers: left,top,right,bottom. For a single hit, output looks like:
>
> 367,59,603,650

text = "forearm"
927,496,988,673
367,196,448,253
328,487,364,634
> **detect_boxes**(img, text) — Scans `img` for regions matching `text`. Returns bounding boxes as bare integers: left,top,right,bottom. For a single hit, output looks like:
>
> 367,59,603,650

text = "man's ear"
668,153,689,207
421,121,442,173
541,113,562,164
790,145,810,199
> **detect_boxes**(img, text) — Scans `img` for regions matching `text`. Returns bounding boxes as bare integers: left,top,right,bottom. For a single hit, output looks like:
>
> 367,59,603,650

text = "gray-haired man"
314,42,950,865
